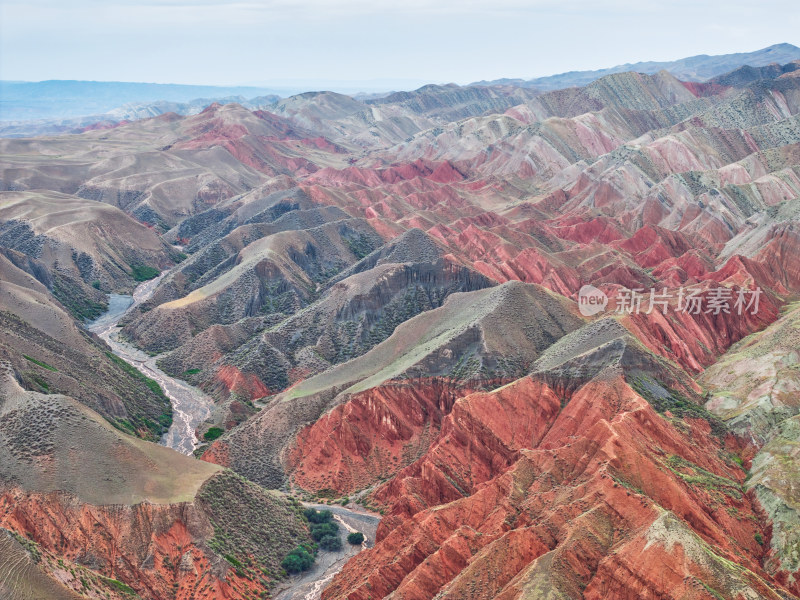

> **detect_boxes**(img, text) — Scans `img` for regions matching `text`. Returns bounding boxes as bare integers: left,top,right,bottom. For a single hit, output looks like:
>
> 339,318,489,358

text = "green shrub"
99,576,136,595
91,280,101,289
27,372,50,392
304,508,333,523
22,355,58,372
224,554,243,568
319,534,342,551
281,546,314,573
130,264,160,282
204,427,225,441
182,368,202,376
281,553,305,574
310,522,339,541
755,533,764,545
347,532,364,545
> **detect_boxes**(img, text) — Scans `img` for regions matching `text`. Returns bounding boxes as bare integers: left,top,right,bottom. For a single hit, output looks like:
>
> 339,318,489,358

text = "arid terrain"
2,45,800,599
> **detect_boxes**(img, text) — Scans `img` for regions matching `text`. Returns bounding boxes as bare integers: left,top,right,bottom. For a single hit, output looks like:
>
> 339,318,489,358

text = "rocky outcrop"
323,372,785,600
288,379,484,495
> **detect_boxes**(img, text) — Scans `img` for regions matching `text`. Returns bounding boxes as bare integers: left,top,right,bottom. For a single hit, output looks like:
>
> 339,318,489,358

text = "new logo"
578,285,608,316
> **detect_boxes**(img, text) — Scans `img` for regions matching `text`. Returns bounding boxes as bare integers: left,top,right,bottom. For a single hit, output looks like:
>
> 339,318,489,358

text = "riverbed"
86,278,380,597
86,275,215,455
274,503,381,600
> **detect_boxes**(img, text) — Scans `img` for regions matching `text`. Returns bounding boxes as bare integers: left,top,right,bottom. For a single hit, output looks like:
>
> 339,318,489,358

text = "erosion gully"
87,273,214,455
87,275,381,600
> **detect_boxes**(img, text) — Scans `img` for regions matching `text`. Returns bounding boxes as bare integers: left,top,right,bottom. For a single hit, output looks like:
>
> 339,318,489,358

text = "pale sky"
1,0,798,89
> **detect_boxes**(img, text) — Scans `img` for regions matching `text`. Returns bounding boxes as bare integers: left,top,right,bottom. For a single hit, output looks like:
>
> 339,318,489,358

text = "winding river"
87,274,215,455
87,276,380,599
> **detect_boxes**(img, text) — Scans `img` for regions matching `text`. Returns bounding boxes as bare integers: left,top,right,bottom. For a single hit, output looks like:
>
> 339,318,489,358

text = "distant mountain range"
472,42,800,89
2,43,800,137
0,80,284,121
0,95,282,138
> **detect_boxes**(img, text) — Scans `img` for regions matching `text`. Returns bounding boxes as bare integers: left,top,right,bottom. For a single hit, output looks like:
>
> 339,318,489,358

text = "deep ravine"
87,274,215,455
86,278,381,600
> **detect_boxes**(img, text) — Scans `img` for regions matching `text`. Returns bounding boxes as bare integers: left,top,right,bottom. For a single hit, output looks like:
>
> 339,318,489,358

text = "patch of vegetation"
106,352,165,400
268,201,300,221
311,488,339,501
257,281,301,318
281,546,315,574
197,471,312,583
91,280,102,289
110,418,136,435
319,534,342,551
755,533,764,545
301,508,344,552
224,554,244,568
9,530,41,563
450,352,482,380
665,455,743,500
51,272,107,321
347,532,364,545
203,426,225,442
303,508,333,523
22,354,58,372
182,368,202,376
24,372,50,392
344,233,375,259
629,374,727,437
129,263,160,282
99,576,137,596
701,582,726,600
609,472,645,496
104,352,172,437
350,286,450,362
329,285,456,366
310,521,339,541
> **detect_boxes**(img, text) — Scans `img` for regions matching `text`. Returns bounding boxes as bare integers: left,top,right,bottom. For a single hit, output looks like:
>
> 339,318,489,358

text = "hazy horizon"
1,41,797,92
2,0,799,89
